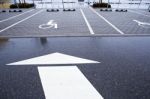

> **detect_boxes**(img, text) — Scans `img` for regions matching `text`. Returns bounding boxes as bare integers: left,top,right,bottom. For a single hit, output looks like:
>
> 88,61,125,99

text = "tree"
21,0,26,4
99,0,102,3
18,0,22,4
23,0,26,4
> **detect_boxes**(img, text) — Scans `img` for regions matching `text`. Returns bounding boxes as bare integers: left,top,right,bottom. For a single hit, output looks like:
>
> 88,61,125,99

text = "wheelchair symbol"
133,20,150,28
39,20,57,29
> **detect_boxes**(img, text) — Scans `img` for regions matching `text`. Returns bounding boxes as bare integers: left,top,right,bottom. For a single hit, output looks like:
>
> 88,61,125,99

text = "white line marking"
0,9,34,23
0,10,44,33
129,10,150,17
89,7,125,35
7,52,100,65
80,9,95,35
38,66,103,99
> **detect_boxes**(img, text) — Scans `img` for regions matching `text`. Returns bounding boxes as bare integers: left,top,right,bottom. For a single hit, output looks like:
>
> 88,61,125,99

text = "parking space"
129,9,150,16
0,6,150,37
0,9,91,37
82,8,119,35
0,9,34,21
0,9,39,30
94,8,150,35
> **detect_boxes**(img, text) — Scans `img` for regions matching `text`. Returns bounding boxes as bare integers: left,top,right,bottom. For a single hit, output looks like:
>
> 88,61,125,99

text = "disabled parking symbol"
133,20,150,28
39,20,58,29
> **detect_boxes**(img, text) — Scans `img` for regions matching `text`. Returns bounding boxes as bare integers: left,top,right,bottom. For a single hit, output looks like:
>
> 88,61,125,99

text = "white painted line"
38,66,103,99
7,52,100,65
0,9,34,23
89,7,125,35
0,10,44,33
80,9,95,35
129,10,150,17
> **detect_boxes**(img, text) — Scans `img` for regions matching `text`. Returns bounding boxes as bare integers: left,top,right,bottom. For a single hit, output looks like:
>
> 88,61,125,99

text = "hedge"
10,3,34,8
93,3,111,8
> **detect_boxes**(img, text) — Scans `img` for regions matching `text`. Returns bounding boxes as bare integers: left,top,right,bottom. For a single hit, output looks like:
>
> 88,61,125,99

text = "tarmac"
0,5,150,99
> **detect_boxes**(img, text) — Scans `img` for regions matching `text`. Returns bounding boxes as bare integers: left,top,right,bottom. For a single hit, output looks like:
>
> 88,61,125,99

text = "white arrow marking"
133,20,150,28
39,20,57,29
38,66,103,99
7,52,100,65
7,52,102,99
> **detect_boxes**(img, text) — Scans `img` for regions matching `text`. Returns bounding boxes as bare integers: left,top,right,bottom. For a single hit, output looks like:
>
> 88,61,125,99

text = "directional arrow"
7,52,100,65
7,52,103,99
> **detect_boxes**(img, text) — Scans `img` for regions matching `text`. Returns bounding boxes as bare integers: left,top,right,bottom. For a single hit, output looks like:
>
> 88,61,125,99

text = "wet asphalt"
0,6,150,99
0,37,150,99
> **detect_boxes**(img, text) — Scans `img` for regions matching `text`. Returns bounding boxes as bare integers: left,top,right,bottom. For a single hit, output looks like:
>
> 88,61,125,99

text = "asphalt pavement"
0,8,149,37
0,6,150,99
0,37,150,99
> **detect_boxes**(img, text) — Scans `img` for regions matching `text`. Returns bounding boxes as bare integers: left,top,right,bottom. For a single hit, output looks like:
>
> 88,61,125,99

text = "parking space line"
129,10,150,17
0,9,34,23
0,10,44,33
89,7,125,35
80,9,95,35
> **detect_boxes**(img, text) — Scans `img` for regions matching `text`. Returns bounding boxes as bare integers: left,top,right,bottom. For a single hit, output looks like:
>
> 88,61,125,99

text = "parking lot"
0,7,150,37
0,3,150,99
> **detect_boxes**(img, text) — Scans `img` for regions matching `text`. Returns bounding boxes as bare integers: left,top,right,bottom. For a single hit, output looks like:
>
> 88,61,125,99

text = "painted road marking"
89,7,125,35
133,20,150,28
0,10,44,33
0,9,34,23
39,20,58,29
38,66,103,99
8,52,103,99
7,52,100,65
80,9,95,35
129,10,150,17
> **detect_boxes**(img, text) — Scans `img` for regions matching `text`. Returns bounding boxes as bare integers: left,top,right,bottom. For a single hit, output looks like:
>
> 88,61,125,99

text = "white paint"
38,66,103,99
54,24,58,28
80,9,95,35
129,10,150,17
0,9,34,23
7,52,100,65
39,20,58,29
89,7,125,35
133,20,150,28
0,10,44,33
